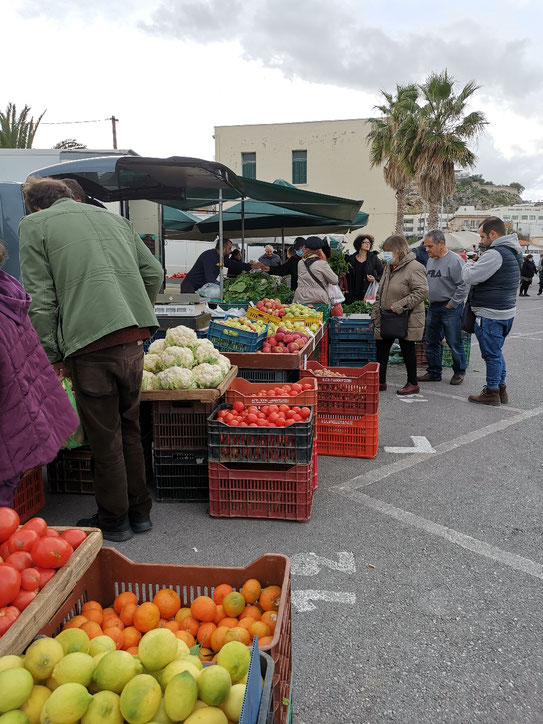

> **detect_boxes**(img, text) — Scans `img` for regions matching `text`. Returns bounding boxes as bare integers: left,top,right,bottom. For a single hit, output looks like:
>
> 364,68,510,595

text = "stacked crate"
415,331,472,369
329,317,376,366
300,361,379,459
207,379,317,521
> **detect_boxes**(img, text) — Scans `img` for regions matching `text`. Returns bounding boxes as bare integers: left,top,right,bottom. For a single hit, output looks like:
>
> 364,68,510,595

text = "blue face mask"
382,251,394,264
296,249,304,257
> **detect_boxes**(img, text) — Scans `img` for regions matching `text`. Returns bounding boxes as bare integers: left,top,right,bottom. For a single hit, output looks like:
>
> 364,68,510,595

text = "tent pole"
241,197,245,261
219,190,224,301
281,228,285,261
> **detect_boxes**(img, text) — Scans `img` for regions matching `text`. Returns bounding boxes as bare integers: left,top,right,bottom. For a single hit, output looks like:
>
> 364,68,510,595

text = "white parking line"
388,382,524,413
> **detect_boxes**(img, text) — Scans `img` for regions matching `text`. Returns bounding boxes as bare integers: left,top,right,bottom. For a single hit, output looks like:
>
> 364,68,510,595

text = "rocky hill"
406,174,524,213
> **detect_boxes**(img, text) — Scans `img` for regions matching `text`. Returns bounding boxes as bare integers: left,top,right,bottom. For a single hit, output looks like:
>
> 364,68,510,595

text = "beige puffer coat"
371,252,428,341
293,257,339,305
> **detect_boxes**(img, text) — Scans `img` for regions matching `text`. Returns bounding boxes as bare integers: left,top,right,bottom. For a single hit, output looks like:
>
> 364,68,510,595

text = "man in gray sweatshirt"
419,229,469,385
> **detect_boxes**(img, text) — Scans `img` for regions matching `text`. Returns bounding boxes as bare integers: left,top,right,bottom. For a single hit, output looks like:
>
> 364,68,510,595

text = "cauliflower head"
193,341,222,365
216,354,231,374
165,325,198,347
143,353,162,373
192,363,225,389
160,345,195,369
147,337,167,355
156,366,196,390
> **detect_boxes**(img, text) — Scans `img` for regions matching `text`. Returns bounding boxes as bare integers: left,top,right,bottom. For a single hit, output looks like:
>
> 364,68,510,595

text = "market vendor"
227,248,257,278
267,237,305,290
181,239,233,293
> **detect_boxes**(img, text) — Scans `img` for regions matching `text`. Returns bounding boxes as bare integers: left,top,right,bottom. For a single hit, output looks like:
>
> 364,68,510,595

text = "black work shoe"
129,513,152,533
77,514,133,542
450,374,464,385
418,373,441,382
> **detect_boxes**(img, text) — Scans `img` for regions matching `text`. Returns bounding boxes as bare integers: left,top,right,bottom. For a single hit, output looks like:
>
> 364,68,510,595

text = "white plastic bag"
327,283,345,305
363,281,379,304
198,283,220,299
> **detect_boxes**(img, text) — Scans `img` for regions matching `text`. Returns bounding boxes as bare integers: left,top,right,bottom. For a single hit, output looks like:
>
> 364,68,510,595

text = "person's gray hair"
424,229,446,244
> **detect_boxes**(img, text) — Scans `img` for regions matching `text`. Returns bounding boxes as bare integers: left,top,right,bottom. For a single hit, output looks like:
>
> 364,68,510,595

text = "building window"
521,215,528,220
512,215,518,220
504,215,510,220
529,215,535,220
241,152,256,179
538,216,543,220
292,150,307,184
470,220,476,228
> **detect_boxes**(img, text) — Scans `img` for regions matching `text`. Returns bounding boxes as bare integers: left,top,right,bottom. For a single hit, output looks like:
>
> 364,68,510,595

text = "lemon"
0,655,24,673
219,684,246,722
148,698,173,724
138,629,177,672
24,639,64,682
184,708,228,724
119,674,161,724
216,642,250,683
0,711,31,723
81,690,123,724
93,650,138,694
0,667,34,713
43,682,92,723
55,629,90,655
160,659,200,690
88,636,116,657
20,684,51,724
52,652,95,687
176,639,190,658
197,666,231,707
164,671,198,722
179,654,203,671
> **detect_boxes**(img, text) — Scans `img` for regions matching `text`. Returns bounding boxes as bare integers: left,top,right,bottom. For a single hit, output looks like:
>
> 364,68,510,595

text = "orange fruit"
114,591,138,614
216,617,238,629
249,621,270,640
212,653,219,663
238,618,254,632
197,621,217,646
175,607,192,624
133,602,160,633
83,609,104,625
222,592,245,618
102,607,116,620
179,616,199,637
199,647,214,662
120,603,137,627
258,635,273,648
157,618,169,628
213,605,225,625
191,596,217,623
163,621,180,633
103,626,124,650
241,579,262,605
63,615,88,630
125,646,139,655
210,626,229,652
82,601,103,614
103,615,124,631
212,584,234,605
175,630,195,648
260,611,277,634
80,621,103,639
153,588,181,619
259,586,281,612
240,606,261,621
224,627,251,646
122,626,142,650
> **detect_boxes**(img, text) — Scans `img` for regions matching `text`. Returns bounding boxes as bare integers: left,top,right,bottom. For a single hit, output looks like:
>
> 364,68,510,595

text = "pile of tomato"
217,402,311,428
252,382,313,398
0,508,86,637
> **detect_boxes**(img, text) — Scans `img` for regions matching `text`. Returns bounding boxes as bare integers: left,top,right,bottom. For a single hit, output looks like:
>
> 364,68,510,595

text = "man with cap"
294,236,338,304
267,237,305,290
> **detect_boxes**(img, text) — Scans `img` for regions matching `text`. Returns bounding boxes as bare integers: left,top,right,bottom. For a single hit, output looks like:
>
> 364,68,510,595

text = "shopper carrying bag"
293,236,339,306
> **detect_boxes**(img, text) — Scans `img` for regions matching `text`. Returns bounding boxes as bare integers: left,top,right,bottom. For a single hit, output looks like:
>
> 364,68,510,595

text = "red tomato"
224,413,234,424
0,606,20,636
35,567,56,588
286,410,297,420
267,423,277,427
0,565,21,606
0,508,20,544
11,589,37,611
8,529,39,554
291,384,303,393
292,406,301,414
268,405,279,413
302,383,313,390
218,410,228,419
300,407,311,419
21,567,41,591
268,412,279,424
286,419,295,426
21,517,48,537
4,551,33,572
247,406,258,414
0,542,9,560
246,413,258,424
249,423,258,427
233,401,244,413
60,529,87,550
261,406,270,416
239,422,248,427
31,537,73,569
45,528,60,538
229,419,239,426
292,414,302,422
278,404,290,414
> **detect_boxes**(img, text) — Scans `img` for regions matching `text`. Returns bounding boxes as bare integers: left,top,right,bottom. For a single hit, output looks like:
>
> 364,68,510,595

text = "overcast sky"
4,0,543,200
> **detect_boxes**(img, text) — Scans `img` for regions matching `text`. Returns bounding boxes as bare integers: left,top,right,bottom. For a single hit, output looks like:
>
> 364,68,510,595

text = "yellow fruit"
149,698,173,724
52,652,95,687
88,636,116,657
45,677,60,691
160,659,200,690
176,640,190,658
219,684,246,722
221,593,245,618
0,666,34,713
93,650,139,694
55,628,90,655
24,638,64,682
193,700,209,711
179,654,203,671
44,682,92,723
81,690,123,724
92,652,108,667
119,674,161,724
164,671,198,721
184,707,228,724
197,665,231,707
216,642,250,683
0,655,24,673
0,711,30,723
138,629,178,672
20,684,51,724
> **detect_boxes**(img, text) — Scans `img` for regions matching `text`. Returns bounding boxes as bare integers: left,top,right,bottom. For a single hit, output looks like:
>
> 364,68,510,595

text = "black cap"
305,236,323,250
293,237,305,250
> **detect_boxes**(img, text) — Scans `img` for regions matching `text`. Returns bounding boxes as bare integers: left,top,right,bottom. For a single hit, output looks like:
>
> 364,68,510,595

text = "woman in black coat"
519,254,537,296
345,234,383,304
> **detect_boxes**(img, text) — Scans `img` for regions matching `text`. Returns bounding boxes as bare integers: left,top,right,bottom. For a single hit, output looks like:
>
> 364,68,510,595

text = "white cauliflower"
147,337,167,355
143,353,162,373
156,366,196,390
216,354,231,374
141,370,155,390
160,345,195,369
192,363,224,389
165,325,198,348
193,341,222,365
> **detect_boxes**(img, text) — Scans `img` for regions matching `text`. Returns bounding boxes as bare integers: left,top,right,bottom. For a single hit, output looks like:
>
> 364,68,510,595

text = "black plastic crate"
238,368,300,384
152,399,219,450
47,448,94,494
153,450,209,502
208,404,314,465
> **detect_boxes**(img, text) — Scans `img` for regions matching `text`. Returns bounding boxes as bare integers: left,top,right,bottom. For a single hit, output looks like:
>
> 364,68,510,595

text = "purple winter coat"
0,270,79,500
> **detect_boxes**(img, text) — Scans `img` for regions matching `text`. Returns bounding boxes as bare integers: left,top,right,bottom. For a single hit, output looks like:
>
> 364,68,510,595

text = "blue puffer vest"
470,246,521,310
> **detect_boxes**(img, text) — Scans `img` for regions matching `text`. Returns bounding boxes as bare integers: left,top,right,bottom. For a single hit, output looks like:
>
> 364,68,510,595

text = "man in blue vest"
462,216,522,406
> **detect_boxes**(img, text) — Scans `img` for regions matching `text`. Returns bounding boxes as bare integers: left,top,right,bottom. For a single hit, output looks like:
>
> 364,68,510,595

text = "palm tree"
0,103,46,148
367,84,419,234
406,71,487,230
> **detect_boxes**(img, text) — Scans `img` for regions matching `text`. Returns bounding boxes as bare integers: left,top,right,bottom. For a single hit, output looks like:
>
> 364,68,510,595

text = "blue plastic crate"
330,317,374,341
329,356,376,366
329,340,376,357
143,330,166,353
207,318,268,353
238,368,300,383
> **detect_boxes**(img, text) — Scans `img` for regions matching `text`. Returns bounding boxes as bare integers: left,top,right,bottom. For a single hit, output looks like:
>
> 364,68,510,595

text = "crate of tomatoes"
226,377,317,407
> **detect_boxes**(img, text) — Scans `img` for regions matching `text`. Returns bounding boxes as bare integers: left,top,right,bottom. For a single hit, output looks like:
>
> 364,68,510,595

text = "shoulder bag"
304,260,344,304
378,267,410,339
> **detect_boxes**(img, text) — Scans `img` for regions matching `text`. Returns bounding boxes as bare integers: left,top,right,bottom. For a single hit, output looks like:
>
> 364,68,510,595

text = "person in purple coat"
0,241,79,507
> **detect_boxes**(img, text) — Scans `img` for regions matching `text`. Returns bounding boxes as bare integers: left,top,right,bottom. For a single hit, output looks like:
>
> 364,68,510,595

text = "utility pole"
109,115,119,149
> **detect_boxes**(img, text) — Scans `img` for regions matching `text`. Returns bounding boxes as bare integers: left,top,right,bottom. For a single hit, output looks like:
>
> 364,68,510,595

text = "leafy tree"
0,103,46,148
509,181,525,194
54,139,87,149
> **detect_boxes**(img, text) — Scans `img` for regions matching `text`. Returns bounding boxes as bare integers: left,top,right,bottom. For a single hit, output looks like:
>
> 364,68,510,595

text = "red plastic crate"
47,449,94,494
317,327,329,365
316,413,378,458
208,455,315,522
13,468,45,523
300,360,379,416
225,377,317,407
152,399,219,450
416,342,427,367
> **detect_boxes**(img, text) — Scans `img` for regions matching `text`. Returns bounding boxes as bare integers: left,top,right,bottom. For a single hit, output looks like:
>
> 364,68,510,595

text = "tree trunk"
395,187,406,235
427,202,439,230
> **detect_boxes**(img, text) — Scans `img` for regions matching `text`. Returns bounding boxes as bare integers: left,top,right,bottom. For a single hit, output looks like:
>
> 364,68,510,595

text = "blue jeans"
474,316,514,389
425,303,466,376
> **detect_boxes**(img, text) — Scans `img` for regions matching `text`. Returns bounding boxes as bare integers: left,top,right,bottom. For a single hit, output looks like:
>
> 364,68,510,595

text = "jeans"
473,316,514,389
68,341,152,527
376,338,418,385
425,303,466,376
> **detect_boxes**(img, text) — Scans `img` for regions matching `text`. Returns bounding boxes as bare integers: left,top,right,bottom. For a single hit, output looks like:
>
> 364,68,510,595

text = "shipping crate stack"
329,317,377,366
415,331,472,369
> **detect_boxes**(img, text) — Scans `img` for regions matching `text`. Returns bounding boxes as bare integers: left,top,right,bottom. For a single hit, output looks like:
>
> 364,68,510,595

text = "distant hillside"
406,174,524,214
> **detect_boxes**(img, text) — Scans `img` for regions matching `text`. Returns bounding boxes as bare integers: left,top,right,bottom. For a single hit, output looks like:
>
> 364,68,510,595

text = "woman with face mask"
371,235,428,395
266,237,305,290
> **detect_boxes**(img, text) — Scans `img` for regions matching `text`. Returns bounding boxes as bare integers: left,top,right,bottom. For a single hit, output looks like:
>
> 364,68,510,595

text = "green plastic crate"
442,331,471,367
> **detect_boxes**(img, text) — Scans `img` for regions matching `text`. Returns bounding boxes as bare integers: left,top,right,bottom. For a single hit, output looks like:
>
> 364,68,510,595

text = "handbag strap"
304,259,328,293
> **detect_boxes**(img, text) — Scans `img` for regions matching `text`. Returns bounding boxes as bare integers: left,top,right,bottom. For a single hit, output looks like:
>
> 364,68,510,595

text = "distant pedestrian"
462,217,522,406
538,264,543,295
519,254,537,296
419,230,468,385
258,245,282,267
267,237,305,290
413,240,429,267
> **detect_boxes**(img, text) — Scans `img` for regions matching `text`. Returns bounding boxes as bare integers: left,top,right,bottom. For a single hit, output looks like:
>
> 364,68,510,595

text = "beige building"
214,119,396,247
448,206,490,231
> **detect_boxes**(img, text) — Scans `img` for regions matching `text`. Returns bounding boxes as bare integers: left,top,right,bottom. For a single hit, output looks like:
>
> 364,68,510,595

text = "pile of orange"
61,578,282,657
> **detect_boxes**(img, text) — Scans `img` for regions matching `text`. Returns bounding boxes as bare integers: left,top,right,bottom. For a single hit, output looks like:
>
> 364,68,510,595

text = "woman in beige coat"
371,235,428,395
293,236,339,305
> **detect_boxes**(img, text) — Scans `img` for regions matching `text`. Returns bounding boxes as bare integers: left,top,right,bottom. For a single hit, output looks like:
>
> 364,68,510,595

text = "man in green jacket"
19,177,164,541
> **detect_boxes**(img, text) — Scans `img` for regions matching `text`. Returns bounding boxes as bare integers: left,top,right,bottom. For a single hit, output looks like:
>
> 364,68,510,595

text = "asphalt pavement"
41,295,543,723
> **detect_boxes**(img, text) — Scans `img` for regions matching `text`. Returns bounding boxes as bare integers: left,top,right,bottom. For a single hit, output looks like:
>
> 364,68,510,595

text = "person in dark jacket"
226,248,256,278
345,234,383,304
413,240,429,267
267,237,305,290
181,239,233,292
538,264,543,295
519,254,537,296
0,241,79,507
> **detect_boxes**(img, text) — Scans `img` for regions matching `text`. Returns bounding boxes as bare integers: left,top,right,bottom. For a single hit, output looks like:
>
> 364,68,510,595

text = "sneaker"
379,383,387,391
450,374,464,385
129,512,152,533
468,386,501,406
397,383,420,396
77,514,133,542
418,373,441,382
499,384,509,404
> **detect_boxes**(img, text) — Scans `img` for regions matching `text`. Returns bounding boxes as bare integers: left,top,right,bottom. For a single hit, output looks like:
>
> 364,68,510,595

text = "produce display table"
0,527,103,656
224,325,324,370
140,365,238,401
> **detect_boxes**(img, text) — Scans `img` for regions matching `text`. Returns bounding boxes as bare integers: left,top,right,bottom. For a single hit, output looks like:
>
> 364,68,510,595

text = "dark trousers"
0,477,19,508
425,303,466,376
180,277,196,293
519,280,531,295
538,282,543,295
69,342,152,527
376,338,418,385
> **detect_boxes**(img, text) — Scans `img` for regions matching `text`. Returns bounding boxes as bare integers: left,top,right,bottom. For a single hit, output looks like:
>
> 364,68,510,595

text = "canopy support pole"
219,190,224,301
281,228,285,261
241,197,245,261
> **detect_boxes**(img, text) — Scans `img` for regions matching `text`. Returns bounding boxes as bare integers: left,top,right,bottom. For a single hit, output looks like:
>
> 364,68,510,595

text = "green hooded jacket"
19,198,163,362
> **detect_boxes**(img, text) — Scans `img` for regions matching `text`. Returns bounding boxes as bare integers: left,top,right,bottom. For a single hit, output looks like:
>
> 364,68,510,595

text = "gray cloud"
473,135,543,199
17,0,149,20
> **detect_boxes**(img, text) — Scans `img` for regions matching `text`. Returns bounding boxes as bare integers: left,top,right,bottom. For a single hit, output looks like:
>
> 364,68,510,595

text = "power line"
41,118,111,125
